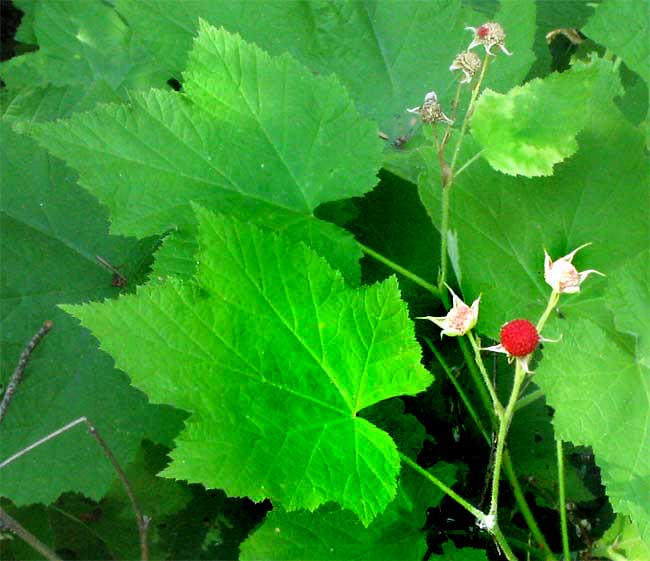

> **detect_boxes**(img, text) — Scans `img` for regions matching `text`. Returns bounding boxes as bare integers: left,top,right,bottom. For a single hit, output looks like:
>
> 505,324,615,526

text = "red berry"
477,25,490,38
500,319,539,357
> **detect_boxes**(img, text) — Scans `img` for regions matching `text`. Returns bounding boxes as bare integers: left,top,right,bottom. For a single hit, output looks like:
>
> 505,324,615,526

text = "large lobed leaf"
114,0,536,139
23,23,382,284
536,320,650,541
64,209,432,525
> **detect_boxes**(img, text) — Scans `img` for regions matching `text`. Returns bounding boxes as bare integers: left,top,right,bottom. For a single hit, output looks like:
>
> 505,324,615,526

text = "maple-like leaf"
22,22,382,284
64,209,432,525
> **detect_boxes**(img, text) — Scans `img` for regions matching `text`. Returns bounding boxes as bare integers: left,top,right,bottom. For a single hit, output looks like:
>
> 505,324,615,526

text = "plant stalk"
357,242,441,299
556,439,571,561
488,361,527,520
0,506,63,561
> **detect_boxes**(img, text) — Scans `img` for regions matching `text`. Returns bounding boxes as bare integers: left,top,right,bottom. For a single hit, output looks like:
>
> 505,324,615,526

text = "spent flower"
450,51,482,83
407,91,453,125
418,286,479,337
544,243,604,294
466,22,512,56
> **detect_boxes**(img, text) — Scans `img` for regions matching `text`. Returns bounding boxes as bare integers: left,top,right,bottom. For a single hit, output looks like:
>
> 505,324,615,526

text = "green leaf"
606,250,650,368
0,114,184,505
535,319,650,541
240,462,457,561
115,0,536,138
418,57,646,339
0,0,163,95
594,514,650,561
63,209,432,525
584,0,650,86
471,60,615,176
24,23,381,284
508,393,594,508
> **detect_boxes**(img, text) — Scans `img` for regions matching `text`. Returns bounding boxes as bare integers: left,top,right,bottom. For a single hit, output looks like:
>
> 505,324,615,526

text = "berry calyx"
500,319,539,357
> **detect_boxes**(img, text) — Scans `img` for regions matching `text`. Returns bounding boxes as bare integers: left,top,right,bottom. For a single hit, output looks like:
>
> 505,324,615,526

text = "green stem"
425,337,490,442
457,337,496,424
503,452,554,557
467,331,504,417
356,242,441,299
399,452,483,519
492,524,519,561
450,55,491,173
488,361,527,519
454,149,485,178
449,339,553,555
515,388,545,412
556,439,571,561
439,182,451,290
536,290,560,333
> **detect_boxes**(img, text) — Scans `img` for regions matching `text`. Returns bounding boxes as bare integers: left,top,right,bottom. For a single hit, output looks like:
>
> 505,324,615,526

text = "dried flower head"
418,286,479,337
407,91,453,125
450,51,482,83
466,22,512,56
544,243,604,294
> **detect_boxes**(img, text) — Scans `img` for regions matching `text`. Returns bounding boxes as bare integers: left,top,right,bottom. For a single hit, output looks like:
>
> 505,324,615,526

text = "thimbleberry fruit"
500,319,539,357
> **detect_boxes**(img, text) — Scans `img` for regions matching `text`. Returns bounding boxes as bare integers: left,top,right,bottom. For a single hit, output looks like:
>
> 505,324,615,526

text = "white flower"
407,91,453,125
418,286,479,337
466,22,512,56
544,243,604,294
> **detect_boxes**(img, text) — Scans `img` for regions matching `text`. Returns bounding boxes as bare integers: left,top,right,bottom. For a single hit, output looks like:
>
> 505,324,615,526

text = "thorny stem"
492,523,519,561
488,361,527,521
467,331,504,417
557,439,571,561
0,506,63,561
0,417,151,561
357,242,441,299
0,320,53,425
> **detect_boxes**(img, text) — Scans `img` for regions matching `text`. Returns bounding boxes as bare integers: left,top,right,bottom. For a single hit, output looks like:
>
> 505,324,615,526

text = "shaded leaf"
23,23,382,284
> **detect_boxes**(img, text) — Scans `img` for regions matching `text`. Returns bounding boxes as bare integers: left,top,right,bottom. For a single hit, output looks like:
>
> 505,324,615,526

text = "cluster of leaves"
1,1,648,559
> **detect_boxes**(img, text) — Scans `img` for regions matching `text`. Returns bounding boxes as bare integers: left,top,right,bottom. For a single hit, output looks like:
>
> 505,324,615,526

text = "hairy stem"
488,362,527,520
436,339,552,554
536,290,560,333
